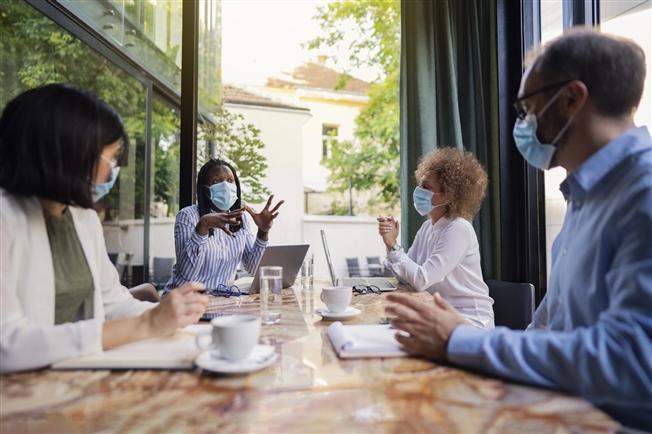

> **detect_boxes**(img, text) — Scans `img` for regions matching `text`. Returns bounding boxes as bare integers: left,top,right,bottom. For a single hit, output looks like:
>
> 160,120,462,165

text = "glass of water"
260,266,282,324
301,253,314,290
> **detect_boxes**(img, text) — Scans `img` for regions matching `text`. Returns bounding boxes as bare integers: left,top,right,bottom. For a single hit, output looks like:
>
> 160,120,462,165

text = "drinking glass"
300,253,314,290
260,266,282,324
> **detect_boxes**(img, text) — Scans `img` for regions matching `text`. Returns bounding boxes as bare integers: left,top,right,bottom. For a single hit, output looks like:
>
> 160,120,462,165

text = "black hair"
0,83,129,209
196,158,242,234
532,29,646,117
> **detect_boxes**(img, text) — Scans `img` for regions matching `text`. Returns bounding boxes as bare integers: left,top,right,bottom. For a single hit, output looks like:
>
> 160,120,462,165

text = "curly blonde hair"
414,147,488,220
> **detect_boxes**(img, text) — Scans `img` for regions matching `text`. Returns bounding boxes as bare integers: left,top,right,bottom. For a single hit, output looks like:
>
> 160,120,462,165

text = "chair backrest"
152,257,175,286
486,280,535,330
366,256,381,266
345,257,361,277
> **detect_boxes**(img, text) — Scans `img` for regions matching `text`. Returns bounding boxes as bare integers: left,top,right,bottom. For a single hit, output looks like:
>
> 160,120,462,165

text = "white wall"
225,102,310,246
298,98,364,192
103,217,176,267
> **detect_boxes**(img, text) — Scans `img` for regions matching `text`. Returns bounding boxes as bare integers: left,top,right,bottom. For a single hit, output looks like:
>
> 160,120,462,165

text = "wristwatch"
389,243,401,252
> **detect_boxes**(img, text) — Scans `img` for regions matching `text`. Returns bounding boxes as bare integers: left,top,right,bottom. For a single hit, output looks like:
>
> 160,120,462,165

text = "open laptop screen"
320,230,337,286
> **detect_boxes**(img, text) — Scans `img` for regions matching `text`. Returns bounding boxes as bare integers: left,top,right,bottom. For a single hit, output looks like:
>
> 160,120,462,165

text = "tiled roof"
266,62,370,94
223,85,309,111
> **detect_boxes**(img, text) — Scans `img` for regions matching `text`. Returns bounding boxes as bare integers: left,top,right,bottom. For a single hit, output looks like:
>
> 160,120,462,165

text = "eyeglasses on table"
203,284,241,298
352,285,381,295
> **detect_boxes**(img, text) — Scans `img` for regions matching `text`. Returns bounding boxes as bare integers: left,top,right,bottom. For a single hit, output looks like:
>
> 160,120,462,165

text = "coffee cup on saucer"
320,286,352,313
196,314,261,361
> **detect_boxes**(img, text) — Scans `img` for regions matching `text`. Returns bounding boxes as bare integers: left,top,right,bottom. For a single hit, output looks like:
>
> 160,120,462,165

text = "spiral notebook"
326,321,408,359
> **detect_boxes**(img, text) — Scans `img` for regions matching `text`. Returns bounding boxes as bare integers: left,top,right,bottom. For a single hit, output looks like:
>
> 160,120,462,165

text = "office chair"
486,280,535,330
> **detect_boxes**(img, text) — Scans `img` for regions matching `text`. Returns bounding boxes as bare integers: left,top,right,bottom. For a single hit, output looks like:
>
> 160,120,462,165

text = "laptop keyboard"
339,278,395,288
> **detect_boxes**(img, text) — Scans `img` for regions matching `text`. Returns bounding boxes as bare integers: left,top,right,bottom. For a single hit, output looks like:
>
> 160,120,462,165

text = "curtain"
400,0,501,278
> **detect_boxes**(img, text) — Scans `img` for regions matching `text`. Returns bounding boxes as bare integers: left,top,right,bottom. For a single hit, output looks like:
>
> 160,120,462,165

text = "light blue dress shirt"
448,126,652,430
163,205,267,293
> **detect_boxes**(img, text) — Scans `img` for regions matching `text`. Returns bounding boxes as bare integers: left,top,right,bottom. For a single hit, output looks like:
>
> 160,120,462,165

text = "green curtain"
400,0,501,279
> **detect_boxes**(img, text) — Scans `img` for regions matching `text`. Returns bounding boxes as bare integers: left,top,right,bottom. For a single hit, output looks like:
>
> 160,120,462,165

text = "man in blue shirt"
386,29,652,431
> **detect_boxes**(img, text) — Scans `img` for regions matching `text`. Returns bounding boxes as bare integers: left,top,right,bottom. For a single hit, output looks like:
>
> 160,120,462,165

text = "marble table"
0,287,618,433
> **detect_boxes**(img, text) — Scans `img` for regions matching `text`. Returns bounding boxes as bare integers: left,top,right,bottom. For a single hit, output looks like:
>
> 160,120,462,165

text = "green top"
45,209,94,324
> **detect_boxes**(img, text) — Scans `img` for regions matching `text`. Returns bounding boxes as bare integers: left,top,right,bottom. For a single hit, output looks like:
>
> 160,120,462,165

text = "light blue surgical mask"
92,157,120,202
207,181,238,211
512,87,574,170
413,186,446,216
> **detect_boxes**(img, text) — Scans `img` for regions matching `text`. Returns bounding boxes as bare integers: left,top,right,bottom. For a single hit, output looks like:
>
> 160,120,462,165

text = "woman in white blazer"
0,84,208,373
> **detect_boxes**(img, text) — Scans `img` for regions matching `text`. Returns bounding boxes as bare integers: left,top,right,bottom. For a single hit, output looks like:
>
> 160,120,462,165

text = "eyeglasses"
353,285,381,295
512,80,572,120
204,284,241,298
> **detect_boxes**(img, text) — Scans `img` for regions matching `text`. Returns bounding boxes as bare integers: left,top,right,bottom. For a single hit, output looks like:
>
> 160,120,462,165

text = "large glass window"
149,96,180,289
1,0,148,286
601,1,652,128
539,1,566,278
219,1,400,281
539,0,651,279
58,0,183,92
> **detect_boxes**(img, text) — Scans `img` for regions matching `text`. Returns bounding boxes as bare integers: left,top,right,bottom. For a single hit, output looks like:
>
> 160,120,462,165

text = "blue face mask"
413,186,446,216
512,87,574,170
92,166,120,202
207,181,238,211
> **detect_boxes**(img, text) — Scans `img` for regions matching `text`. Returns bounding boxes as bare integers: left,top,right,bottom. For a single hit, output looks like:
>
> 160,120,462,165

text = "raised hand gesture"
245,195,284,238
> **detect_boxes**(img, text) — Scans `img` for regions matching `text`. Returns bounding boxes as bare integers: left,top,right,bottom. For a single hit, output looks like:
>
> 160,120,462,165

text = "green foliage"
199,107,270,204
307,0,400,208
1,1,268,218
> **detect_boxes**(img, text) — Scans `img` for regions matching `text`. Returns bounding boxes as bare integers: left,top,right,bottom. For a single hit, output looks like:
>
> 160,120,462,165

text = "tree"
199,107,270,204
307,0,400,208
1,0,269,217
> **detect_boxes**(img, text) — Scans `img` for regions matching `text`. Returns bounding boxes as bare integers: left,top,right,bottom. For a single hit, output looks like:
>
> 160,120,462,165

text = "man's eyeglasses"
203,284,241,298
353,285,381,295
512,80,572,120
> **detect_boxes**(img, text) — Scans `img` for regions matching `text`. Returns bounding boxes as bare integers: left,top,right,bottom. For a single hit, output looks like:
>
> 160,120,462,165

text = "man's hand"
385,292,468,360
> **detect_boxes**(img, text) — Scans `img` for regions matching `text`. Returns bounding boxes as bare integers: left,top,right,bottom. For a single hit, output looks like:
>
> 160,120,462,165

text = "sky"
220,0,380,86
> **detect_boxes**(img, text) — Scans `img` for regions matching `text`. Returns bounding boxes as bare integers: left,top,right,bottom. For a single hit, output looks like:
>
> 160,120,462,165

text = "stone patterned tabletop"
0,285,618,433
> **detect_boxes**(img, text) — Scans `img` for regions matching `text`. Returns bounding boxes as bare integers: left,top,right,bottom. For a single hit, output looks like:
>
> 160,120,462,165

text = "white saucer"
316,306,361,321
195,344,278,374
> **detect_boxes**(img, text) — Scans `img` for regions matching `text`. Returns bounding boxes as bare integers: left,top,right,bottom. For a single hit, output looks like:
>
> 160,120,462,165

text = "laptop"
320,230,396,291
236,244,309,294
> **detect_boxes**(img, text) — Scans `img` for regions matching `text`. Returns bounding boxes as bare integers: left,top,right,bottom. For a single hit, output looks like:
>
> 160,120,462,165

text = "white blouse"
385,217,494,329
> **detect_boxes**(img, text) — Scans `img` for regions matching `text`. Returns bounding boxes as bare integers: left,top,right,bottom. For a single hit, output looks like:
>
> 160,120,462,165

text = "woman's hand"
145,282,208,337
377,216,399,249
245,195,284,239
196,209,244,237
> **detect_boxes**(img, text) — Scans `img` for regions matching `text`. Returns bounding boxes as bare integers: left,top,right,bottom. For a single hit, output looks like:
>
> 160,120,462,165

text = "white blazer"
0,188,155,373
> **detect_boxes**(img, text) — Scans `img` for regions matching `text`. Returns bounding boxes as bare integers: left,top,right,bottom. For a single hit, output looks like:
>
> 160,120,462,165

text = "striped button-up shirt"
163,205,267,293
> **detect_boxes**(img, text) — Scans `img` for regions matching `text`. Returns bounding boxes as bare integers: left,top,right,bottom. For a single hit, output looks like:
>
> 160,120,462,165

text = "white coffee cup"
195,314,261,361
320,286,352,313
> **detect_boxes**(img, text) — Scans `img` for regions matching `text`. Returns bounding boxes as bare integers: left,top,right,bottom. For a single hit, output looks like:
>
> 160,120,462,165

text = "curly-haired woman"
377,147,494,328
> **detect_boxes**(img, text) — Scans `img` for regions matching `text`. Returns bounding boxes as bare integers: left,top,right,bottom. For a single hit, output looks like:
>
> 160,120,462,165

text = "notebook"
326,321,408,359
50,324,210,370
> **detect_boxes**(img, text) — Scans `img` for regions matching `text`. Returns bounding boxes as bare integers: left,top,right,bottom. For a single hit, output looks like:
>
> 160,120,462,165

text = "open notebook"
326,322,408,359
50,324,210,370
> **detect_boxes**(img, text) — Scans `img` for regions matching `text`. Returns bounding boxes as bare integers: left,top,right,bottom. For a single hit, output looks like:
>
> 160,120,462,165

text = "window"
600,1,651,129
221,0,400,281
539,0,651,279
322,124,339,158
540,1,566,278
